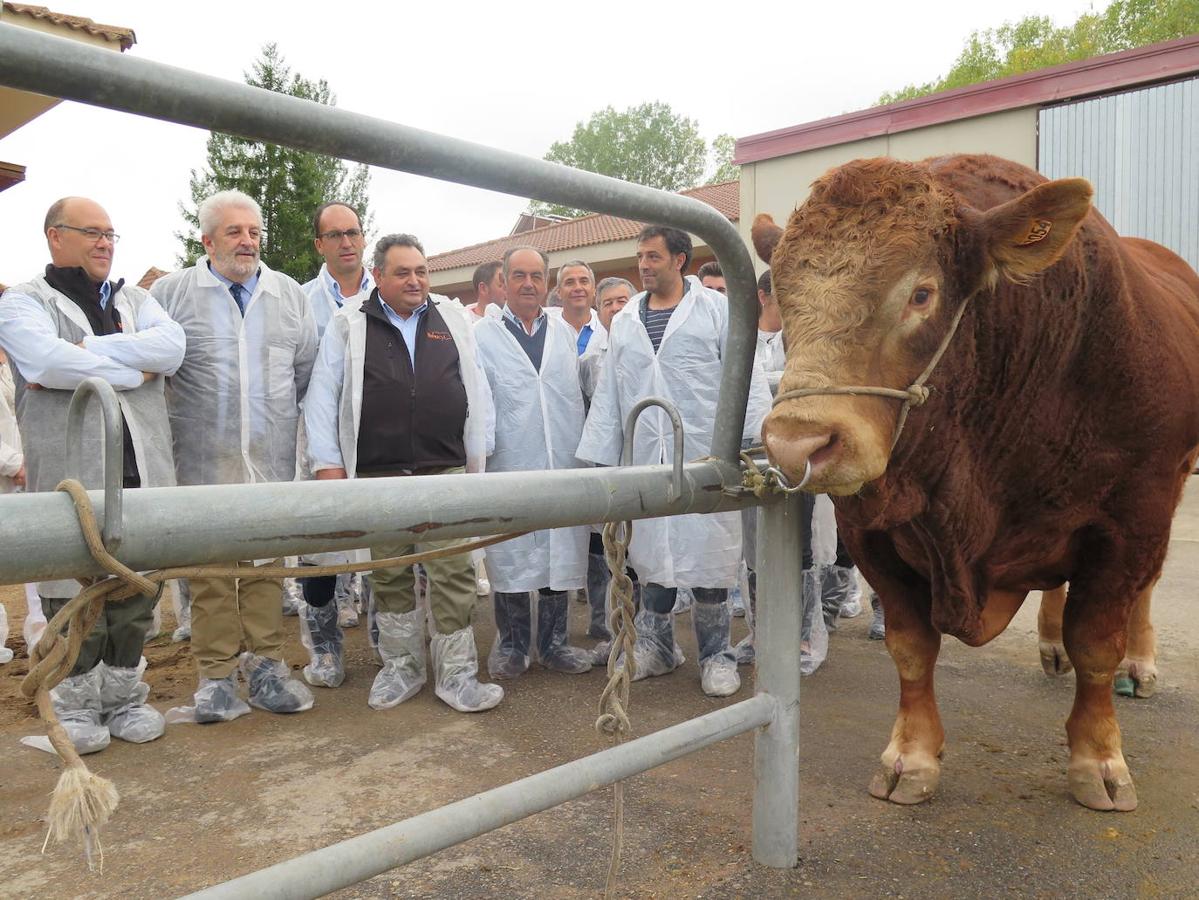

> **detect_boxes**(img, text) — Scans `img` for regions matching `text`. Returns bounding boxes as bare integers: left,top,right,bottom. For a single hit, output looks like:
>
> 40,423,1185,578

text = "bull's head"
758,158,1092,495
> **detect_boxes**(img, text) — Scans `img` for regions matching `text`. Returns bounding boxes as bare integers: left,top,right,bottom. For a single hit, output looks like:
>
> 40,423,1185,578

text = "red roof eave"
735,34,1199,165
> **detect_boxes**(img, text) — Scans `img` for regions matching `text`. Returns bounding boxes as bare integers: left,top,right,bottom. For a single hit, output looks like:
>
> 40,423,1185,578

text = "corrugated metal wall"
1039,76,1198,271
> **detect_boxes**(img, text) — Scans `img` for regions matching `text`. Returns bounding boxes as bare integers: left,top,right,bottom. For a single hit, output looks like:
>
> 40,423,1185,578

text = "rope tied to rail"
24,477,529,869
594,517,637,899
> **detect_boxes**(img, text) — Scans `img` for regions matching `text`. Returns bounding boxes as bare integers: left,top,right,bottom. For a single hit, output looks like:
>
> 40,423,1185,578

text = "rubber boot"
535,592,592,674
300,599,345,688
48,668,110,753
431,627,504,712
586,552,611,641
100,662,165,743
369,609,427,709
488,592,532,679
693,600,741,697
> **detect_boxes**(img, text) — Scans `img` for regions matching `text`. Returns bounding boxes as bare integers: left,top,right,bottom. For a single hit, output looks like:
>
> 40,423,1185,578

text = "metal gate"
0,24,803,898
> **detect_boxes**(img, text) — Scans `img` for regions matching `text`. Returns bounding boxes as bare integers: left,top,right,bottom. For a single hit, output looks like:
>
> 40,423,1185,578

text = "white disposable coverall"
475,312,589,593
151,261,317,486
576,277,772,588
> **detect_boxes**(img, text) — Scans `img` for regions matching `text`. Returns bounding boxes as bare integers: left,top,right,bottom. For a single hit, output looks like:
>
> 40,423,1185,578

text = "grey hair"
595,276,635,308
556,259,594,286
197,190,263,237
372,233,426,270
502,245,549,278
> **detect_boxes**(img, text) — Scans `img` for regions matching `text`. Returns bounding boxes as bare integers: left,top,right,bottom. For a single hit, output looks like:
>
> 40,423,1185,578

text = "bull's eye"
911,288,932,308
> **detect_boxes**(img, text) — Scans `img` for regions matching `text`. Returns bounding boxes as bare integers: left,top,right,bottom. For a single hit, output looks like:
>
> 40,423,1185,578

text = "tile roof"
428,180,739,273
2,3,136,50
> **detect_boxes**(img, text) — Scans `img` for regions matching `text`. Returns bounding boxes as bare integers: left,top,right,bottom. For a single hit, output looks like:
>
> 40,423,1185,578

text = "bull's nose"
763,418,835,486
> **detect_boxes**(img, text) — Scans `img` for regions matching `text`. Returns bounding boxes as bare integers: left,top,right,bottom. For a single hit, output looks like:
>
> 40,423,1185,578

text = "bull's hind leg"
1038,585,1072,676
1062,584,1137,811
870,594,944,805
1116,585,1157,698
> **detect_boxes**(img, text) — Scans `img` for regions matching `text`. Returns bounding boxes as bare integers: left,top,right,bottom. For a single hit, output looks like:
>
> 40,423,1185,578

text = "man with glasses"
295,201,374,686
152,189,318,724
0,197,185,753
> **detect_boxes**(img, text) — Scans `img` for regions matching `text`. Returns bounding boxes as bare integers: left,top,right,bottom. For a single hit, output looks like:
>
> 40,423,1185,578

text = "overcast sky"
0,0,1097,285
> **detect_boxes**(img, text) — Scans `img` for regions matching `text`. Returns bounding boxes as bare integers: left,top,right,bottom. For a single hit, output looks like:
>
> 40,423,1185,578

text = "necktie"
229,282,246,316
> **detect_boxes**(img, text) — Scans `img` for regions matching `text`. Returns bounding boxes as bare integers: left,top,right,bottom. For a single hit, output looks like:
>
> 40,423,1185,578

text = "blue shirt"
98,280,112,310
577,323,594,356
322,265,370,308
380,297,428,371
207,260,261,305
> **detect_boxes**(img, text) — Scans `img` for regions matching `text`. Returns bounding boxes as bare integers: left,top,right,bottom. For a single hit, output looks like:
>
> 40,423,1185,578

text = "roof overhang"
735,34,1199,165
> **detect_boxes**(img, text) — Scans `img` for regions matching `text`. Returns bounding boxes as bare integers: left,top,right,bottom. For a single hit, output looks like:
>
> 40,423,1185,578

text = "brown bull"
755,154,1199,811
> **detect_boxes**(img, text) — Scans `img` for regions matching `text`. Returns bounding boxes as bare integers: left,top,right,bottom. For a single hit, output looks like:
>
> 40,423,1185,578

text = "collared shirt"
98,280,112,310
501,303,546,337
577,323,594,356
207,260,261,302
322,265,371,308
380,297,428,370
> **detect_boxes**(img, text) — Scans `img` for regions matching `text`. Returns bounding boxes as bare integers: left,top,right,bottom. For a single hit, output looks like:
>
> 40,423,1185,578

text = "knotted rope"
593,517,637,899
24,477,527,868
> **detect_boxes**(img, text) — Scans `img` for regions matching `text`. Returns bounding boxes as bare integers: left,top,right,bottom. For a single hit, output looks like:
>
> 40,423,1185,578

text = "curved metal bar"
765,460,812,494
65,377,125,552
622,397,685,502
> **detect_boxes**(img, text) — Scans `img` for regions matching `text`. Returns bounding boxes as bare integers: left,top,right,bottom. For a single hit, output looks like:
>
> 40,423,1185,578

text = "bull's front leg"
870,590,944,805
1062,585,1138,811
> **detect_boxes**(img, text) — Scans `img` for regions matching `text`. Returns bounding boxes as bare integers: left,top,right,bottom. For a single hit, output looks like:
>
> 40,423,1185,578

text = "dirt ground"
1,484,1197,899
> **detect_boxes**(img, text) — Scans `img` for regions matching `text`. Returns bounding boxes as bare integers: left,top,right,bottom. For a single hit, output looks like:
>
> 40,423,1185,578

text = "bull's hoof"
1124,659,1157,698
869,755,940,805
1039,640,1073,676
1067,758,1138,811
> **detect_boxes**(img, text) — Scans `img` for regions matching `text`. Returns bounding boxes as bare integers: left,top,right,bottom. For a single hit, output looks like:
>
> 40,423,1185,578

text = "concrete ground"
1,483,1197,899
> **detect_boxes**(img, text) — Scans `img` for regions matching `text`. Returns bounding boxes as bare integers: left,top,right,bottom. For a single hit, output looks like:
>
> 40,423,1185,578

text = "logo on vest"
425,330,452,341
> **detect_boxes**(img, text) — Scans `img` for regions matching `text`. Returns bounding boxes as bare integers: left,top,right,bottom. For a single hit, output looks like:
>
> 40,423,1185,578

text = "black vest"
356,293,468,474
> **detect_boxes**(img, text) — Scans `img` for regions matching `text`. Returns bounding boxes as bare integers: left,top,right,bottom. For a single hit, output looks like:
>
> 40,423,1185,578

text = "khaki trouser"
188,559,284,679
366,466,476,635
42,590,158,677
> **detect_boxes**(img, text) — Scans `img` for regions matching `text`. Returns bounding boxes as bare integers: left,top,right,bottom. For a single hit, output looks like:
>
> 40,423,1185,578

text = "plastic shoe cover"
369,609,427,710
192,674,252,724
240,653,314,714
30,669,110,754
868,592,886,640
335,574,359,628
692,601,740,697
488,593,532,679
0,603,11,664
734,635,755,666
837,566,864,618
474,556,491,597
100,662,165,743
586,553,611,641
431,627,503,713
281,578,303,617
822,565,861,628
729,584,746,618
24,616,47,655
300,600,345,688
800,569,829,675
672,587,693,615
145,597,163,642
626,609,682,681
535,593,592,674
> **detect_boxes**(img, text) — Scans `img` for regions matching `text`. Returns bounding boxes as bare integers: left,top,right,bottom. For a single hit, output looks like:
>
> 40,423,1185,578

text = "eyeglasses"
318,228,363,241
53,224,120,243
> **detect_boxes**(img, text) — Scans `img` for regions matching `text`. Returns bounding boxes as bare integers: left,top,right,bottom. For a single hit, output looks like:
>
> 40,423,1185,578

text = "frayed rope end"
44,766,119,871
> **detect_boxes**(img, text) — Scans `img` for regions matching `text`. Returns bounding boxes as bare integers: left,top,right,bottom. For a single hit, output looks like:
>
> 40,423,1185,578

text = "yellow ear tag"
1018,219,1052,245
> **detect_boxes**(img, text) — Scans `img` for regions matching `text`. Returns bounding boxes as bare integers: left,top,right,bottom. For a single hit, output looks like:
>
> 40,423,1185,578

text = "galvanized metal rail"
0,23,802,894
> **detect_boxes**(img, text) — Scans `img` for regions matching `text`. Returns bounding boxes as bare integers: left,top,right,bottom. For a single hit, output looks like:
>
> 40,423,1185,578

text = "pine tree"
177,44,373,283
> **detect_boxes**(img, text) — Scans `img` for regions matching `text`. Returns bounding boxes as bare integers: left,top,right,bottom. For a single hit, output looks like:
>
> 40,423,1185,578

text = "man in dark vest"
0,197,186,753
303,233,503,713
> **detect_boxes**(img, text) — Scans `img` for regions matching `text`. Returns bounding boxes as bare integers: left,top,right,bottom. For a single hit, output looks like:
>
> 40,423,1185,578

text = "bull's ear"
981,178,1092,278
751,213,784,265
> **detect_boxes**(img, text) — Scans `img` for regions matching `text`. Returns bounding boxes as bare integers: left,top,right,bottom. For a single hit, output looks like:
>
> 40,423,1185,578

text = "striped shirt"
643,307,674,352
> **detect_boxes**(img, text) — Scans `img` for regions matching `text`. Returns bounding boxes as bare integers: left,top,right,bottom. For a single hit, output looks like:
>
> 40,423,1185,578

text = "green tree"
177,44,373,283
707,133,740,184
877,0,1199,105
528,102,708,217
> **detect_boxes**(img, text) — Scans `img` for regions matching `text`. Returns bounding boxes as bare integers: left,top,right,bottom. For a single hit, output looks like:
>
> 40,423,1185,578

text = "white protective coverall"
151,261,317,485
474,312,589,593
576,276,772,588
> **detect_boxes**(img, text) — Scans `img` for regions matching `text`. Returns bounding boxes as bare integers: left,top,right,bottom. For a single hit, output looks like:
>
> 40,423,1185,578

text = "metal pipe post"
752,493,803,867
184,695,775,900
64,376,126,551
